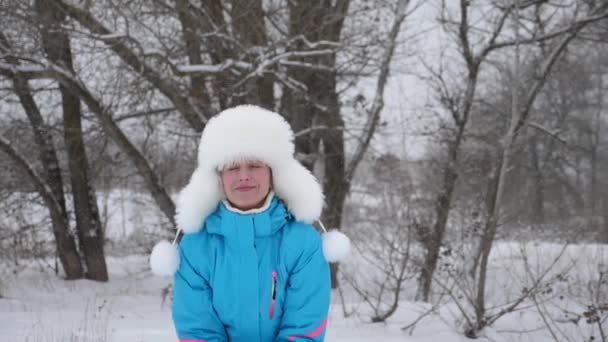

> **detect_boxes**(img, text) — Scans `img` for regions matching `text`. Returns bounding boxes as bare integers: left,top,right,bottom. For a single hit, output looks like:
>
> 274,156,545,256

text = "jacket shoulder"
281,221,323,272
179,228,212,251
177,224,216,274
282,221,322,245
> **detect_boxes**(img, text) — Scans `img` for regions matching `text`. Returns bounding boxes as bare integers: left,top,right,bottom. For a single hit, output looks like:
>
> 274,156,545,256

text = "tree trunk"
529,136,545,223
415,0,485,299
416,135,462,301
590,51,603,233
14,77,83,279
0,135,85,279
52,0,207,131
231,0,274,109
603,190,608,243
469,162,500,278
48,70,177,230
36,0,108,281
281,0,323,170
470,10,582,335
175,0,212,114
0,32,83,279
282,0,350,288
320,86,346,289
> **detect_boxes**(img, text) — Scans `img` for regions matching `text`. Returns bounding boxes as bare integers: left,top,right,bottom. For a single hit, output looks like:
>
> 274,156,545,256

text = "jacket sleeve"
275,227,331,342
172,237,227,342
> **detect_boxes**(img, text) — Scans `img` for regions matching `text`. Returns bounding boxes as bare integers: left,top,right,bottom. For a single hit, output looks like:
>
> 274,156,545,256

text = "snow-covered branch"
176,59,252,74
50,0,207,131
0,62,53,79
46,63,178,228
278,60,335,72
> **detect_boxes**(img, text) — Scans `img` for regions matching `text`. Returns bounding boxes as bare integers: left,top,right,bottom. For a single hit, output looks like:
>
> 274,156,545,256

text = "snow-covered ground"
1,242,606,341
1,191,605,341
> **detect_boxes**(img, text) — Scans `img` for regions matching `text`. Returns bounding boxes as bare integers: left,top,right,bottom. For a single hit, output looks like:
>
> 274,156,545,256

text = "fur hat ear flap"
175,167,223,234
273,160,324,223
317,221,351,263
150,238,180,276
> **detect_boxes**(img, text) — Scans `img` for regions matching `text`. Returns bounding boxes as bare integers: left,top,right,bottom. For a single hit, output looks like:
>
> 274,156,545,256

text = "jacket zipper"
269,270,277,319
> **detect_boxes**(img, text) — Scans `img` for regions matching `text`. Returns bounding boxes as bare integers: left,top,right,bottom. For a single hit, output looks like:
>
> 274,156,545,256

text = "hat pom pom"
150,240,180,276
322,230,351,262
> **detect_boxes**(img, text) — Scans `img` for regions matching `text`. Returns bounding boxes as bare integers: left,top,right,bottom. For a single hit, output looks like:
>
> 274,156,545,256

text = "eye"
251,162,267,170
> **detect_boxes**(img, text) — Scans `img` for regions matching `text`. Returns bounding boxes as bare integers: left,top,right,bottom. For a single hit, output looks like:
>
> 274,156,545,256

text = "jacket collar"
222,191,275,215
205,195,292,239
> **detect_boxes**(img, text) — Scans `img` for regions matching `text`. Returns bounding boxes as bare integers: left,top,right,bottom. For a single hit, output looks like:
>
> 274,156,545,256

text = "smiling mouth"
235,186,256,192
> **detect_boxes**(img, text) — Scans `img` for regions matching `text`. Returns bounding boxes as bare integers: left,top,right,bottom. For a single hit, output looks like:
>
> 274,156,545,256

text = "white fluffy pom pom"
321,230,351,262
150,240,180,277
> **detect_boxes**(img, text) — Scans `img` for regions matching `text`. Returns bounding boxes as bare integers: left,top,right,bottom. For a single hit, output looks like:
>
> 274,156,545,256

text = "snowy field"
0,242,606,342
0,191,606,341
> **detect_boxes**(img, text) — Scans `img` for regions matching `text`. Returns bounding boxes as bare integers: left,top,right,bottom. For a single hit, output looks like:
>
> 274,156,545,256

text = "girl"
150,105,350,342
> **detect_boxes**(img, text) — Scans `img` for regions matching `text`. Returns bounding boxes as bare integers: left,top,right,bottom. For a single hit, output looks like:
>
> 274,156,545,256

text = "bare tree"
342,153,419,322
0,134,84,279
468,1,608,336
417,0,525,302
0,0,417,290
418,0,608,303
0,32,83,279
35,0,107,281
0,0,414,286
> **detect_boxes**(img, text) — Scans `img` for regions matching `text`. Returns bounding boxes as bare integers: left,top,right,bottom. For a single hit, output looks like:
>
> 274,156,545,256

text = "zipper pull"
270,270,277,319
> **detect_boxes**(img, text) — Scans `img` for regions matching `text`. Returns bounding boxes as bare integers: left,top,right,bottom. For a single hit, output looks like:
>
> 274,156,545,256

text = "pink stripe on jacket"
287,318,328,341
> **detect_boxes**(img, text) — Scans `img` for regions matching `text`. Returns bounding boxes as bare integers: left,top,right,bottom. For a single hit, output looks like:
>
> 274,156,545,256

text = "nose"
238,168,251,181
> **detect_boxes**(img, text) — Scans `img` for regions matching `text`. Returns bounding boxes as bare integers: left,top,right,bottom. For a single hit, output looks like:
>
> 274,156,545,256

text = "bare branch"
0,135,62,216
345,0,411,183
479,6,514,60
515,27,583,133
2,51,181,229
488,10,608,52
458,0,475,67
527,121,567,145
50,0,207,131
294,125,343,138
114,107,176,122
48,65,178,228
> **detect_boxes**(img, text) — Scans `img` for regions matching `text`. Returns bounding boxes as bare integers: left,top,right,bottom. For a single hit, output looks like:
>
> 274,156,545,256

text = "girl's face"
221,160,272,211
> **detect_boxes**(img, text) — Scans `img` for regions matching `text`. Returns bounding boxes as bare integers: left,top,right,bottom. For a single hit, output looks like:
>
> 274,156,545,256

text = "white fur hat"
150,105,350,276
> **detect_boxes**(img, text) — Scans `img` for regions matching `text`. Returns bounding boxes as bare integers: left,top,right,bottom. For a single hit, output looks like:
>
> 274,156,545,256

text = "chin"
234,197,264,210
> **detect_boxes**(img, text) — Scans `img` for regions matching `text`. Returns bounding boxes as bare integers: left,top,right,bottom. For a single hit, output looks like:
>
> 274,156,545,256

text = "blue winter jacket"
172,196,331,342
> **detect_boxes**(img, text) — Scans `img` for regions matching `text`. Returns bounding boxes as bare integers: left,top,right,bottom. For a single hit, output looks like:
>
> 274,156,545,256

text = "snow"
0,180,606,342
0,256,451,342
1,242,606,341
95,33,128,41
176,60,252,74
1,190,605,341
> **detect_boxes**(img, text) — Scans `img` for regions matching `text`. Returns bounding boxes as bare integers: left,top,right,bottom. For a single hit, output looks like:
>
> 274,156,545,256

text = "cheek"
255,169,271,188
221,172,236,187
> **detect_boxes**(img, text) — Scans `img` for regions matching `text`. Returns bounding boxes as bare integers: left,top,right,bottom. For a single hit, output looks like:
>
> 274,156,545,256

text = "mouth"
235,186,256,192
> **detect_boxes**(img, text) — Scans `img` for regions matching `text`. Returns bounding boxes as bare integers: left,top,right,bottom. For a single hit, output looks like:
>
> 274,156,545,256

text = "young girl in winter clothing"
150,105,350,342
